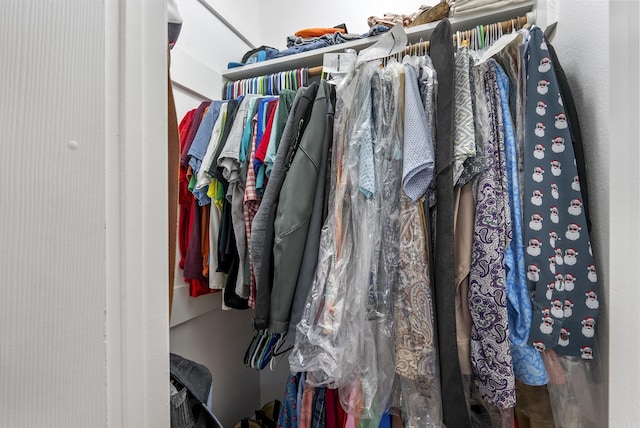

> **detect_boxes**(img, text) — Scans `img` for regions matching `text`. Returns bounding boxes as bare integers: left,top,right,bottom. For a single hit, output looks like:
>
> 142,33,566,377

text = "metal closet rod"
407,14,530,53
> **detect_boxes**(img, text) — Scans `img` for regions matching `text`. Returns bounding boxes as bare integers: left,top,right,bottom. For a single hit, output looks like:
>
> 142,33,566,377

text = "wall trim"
105,0,170,426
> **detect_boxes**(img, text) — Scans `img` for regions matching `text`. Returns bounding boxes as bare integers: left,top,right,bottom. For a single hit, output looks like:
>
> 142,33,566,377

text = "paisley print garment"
469,60,516,409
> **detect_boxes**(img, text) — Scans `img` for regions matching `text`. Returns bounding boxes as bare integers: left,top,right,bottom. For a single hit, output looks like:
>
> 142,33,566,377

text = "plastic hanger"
493,23,497,44
269,333,291,371
243,330,262,367
492,23,497,46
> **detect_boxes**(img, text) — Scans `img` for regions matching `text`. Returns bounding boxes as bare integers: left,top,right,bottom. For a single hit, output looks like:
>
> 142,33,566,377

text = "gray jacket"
251,84,318,330
270,82,328,332
287,81,335,336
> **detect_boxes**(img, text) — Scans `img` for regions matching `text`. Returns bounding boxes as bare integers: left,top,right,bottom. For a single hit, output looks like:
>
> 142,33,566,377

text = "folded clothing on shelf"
227,25,389,69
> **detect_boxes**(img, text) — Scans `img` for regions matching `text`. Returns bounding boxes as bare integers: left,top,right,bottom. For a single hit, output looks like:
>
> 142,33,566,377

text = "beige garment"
408,2,451,27
514,380,555,428
367,4,433,28
454,182,475,375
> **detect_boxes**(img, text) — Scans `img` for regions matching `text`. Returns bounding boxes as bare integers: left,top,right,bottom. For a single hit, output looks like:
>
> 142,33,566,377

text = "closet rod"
404,14,529,53
308,66,323,77
226,66,324,84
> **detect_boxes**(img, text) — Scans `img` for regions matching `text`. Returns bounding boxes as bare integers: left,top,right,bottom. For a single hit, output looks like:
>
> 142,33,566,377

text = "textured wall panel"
0,1,107,426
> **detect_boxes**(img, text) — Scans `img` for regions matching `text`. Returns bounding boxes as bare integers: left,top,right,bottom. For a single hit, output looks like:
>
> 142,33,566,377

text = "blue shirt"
495,61,548,386
188,101,224,205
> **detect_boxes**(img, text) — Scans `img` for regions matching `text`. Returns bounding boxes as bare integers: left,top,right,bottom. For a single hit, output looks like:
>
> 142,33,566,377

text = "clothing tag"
323,52,357,75
356,24,407,67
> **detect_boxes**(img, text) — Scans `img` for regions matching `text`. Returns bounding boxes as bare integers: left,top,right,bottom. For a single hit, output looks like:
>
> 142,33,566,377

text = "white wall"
172,0,261,107
606,1,640,425
0,2,108,426
549,1,640,425
258,0,436,49
550,1,610,424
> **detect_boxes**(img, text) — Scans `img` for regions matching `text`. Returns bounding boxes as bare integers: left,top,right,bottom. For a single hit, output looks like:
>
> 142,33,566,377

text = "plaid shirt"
244,119,260,307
